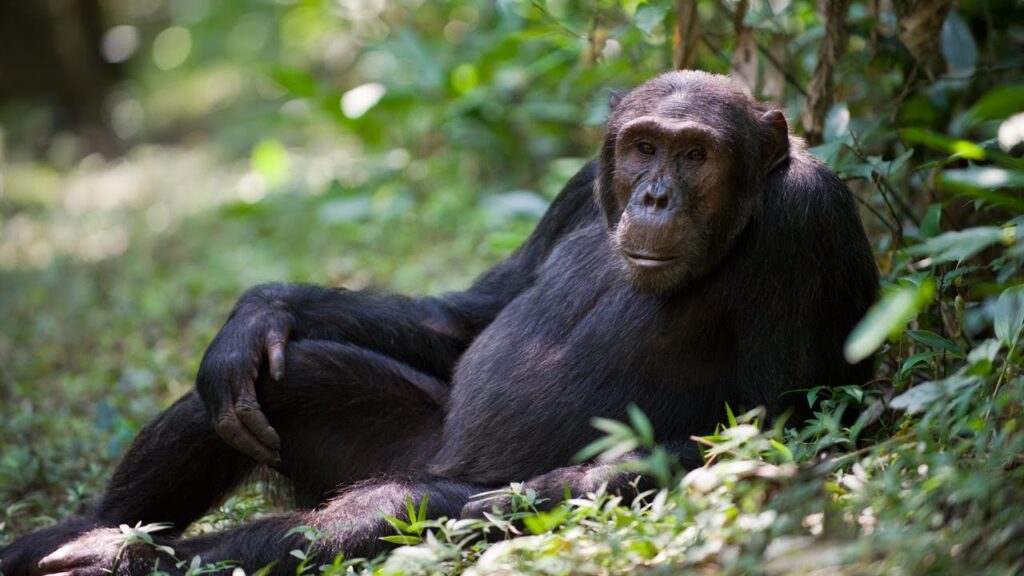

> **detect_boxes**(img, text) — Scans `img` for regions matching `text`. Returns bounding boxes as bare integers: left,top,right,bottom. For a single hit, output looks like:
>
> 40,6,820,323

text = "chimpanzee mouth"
623,251,681,269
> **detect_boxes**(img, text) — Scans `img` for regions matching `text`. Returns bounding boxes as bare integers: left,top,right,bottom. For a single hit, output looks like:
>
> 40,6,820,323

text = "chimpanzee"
0,71,879,575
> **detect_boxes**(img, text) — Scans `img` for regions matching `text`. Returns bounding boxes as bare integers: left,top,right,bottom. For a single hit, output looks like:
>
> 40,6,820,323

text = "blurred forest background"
1,0,1023,573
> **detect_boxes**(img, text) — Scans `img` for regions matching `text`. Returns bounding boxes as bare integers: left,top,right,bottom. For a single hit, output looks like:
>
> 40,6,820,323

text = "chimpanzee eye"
686,147,706,162
637,141,656,156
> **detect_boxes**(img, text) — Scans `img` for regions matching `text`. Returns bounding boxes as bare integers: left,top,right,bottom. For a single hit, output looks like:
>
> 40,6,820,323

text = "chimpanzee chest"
429,226,734,485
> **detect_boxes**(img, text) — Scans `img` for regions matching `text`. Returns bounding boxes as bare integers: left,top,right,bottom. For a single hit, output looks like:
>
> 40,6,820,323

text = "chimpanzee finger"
235,387,281,455
214,409,280,466
267,337,287,382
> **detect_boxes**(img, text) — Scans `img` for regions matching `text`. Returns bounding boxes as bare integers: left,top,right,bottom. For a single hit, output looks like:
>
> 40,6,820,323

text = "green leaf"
941,10,978,74
994,285,1024,349
770,439,793,462
966,85,1024,123
804,386,830,408
899,350,941,377
597,439,640,462
906,227,1006,264
920,204,942,238
900,128,986,160
807,141,845,167
574,435,619,463
379,535,421,545
591,417,637,438
382,514,409,532
938,168,1024,212
823,104,850,143
634,2,669,35
906,329,966,359
725,402,738,427
890,374,980,413
405,496,416,526
627,404,654,445
844,280,935,363
522,507,569,535
819,103,851,143
417,493,429,522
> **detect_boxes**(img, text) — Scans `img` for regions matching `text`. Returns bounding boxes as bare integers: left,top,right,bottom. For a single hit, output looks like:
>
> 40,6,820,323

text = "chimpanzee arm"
460,440,704,518
733,155,878,420
196,162,601,464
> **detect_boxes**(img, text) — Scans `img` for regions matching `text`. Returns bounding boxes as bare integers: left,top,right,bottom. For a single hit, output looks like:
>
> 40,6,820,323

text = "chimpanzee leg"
253,339,449,505
1,340,448,575
94,393,255,528
37,476,486,576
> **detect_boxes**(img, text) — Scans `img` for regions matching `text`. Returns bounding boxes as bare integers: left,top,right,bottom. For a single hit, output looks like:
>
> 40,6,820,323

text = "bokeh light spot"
152,27,192,70
341,83,386,119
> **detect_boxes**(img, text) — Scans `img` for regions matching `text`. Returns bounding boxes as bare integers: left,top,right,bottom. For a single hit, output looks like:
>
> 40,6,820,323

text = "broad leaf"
890,374,980,413
634,2,669,35
907,329,966,359
906,227,1005,264
994,285,1024,349
845,281,935,363
964,84,1024,124
941,10,978,74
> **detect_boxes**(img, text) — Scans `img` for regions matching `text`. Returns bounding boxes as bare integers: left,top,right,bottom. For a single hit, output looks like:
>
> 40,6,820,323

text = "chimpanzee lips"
623,251,681,269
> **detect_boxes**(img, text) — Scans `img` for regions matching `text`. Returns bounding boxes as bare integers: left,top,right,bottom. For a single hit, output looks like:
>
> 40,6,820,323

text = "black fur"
0,72,878,575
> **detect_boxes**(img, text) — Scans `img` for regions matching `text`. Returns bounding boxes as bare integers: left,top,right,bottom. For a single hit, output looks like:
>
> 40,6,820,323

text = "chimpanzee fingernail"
270,453,283,468
271,366,284,380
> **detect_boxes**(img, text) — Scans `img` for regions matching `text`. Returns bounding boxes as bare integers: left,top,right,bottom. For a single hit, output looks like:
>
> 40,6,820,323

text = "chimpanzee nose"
641,186,669,210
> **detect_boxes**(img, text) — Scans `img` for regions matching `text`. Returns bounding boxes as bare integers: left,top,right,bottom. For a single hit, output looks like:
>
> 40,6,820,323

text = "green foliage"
2,0,1023,574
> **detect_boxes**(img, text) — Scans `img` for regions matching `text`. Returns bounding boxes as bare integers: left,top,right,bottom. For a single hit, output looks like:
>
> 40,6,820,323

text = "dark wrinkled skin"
0,71,878,575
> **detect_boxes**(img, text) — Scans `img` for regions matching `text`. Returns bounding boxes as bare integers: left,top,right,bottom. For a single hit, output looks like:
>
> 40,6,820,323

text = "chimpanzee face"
597,71,789,293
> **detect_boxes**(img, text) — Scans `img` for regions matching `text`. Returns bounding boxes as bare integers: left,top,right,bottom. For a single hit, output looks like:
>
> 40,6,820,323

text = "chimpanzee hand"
461,463,624,519
196,290,294,467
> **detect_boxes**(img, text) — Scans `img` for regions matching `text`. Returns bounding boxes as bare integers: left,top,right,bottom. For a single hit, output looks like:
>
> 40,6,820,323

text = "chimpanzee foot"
35,527,165,576
0,519,102,576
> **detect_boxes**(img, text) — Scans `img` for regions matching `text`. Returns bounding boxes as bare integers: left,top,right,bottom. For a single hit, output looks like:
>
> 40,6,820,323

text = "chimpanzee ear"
760,110,790,173
609,90,625,112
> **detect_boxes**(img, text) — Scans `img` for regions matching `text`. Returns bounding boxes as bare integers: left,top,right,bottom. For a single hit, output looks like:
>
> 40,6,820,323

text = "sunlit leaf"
966,85,1024,123
906,227,1005,264
770,439,793,462
900,128,986,160
890,374,980,413
938,168,1024,212
824,104,850,143
379,535,421,545
844,280,935,363
522,507,569,535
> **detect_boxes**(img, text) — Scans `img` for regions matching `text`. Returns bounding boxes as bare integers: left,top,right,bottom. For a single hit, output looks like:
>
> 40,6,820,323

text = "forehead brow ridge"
653,92,697,118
